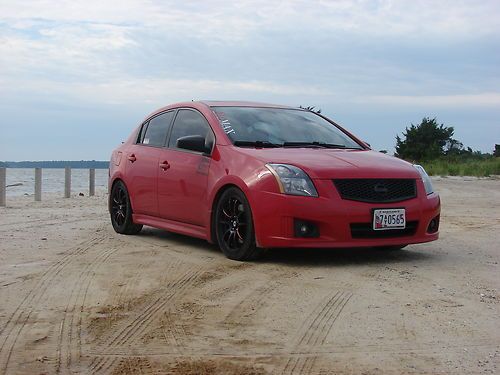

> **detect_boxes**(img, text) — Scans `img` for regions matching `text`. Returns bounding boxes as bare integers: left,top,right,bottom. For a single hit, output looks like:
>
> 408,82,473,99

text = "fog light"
427,215,440,233
294,219,319,238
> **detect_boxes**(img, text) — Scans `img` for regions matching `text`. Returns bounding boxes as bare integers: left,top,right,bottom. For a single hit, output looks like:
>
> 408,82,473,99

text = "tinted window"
168,110,211,148
212,107,362,149
142,111,174,147
136,122,148,143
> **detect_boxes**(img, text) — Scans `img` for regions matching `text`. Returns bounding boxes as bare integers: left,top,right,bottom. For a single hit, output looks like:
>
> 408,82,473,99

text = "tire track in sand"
88,257,185,347
88,266,208,374
222,279,283,326
0,217,98,231
0,230,107,374
281,290,352,375
55,239,120,374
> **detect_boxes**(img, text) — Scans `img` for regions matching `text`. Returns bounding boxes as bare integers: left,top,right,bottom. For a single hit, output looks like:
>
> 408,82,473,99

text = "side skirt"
132,214,208,240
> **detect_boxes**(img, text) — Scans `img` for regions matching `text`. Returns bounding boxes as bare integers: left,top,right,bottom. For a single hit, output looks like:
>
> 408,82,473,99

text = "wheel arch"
208,180,257,247
209,183,241,244
108,177,132,213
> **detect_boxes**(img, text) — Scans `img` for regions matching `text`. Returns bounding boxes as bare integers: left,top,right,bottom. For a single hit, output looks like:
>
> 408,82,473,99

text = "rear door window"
136,122,148,143
142,111,175,147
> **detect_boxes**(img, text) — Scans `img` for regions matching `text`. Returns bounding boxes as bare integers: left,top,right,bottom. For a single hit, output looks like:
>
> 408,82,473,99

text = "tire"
110,180,143,235
214,187,265,261
374,245,407,251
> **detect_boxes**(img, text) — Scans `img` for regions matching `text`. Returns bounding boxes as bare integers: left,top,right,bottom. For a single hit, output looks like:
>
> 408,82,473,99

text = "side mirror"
176,135,210,154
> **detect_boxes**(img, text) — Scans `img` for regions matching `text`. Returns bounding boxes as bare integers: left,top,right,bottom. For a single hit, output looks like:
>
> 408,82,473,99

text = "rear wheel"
215,187,264,261
110,180,142,235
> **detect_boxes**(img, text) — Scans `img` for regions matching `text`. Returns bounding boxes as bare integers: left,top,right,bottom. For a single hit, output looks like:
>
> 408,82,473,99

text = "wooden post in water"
35,168,42,201
64,167,71,198
89,168,95,196
0,168,6,207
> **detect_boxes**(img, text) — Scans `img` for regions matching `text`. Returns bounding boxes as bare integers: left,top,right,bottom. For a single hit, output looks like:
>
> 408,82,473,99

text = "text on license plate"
373,209,406,230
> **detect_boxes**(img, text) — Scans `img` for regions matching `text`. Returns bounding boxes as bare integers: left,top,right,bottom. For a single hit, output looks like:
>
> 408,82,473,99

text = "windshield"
211,107,362,149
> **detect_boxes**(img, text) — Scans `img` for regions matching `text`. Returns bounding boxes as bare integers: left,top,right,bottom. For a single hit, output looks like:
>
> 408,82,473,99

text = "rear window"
142,111,174,147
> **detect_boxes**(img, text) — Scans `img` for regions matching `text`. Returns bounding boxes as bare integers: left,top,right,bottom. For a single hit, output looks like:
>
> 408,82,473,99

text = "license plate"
373,209,406,230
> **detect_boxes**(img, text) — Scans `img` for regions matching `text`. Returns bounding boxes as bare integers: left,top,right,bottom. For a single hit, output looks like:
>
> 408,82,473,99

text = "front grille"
350,221,419,239
333,179,416,203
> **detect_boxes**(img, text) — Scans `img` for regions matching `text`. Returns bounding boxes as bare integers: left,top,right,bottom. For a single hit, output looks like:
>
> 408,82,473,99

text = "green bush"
420,157,500,177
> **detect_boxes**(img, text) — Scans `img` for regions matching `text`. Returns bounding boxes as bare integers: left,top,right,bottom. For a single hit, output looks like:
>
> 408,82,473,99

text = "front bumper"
249,179,440,248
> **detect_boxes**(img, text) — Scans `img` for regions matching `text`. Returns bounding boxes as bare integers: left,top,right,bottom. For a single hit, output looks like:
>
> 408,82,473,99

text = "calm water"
4,168,109,197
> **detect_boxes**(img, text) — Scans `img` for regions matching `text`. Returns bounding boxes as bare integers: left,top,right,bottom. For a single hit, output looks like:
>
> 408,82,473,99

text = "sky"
0,0,499,160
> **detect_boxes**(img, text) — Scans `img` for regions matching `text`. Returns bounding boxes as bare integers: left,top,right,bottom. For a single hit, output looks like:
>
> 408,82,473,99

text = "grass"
420,158,500,177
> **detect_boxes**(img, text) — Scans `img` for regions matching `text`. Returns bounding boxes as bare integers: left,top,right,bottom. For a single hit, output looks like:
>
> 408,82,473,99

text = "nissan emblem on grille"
373,183,389,194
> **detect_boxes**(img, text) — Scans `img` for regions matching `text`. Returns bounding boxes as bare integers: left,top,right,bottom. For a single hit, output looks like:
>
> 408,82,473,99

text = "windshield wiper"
234,140,282,148
282,141,346,149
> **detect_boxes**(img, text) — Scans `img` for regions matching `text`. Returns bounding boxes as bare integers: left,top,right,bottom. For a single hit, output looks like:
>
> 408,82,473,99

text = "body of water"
4,168,109,197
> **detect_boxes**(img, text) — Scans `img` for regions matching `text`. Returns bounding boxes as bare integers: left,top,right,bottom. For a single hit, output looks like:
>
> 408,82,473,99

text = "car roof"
143,100,304,123
199,100,297,109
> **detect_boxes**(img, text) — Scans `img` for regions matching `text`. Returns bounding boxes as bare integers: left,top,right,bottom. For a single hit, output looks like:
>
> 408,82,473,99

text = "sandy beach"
0,177,499,375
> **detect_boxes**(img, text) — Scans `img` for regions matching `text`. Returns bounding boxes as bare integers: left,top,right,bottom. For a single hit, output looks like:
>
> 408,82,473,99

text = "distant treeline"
0,160,109,169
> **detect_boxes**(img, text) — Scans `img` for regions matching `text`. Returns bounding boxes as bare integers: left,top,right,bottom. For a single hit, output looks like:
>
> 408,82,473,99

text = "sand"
0,178,499,374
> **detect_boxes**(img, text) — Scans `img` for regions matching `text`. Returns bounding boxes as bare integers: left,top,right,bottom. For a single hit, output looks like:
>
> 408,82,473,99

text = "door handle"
127,154,137,162
159,161,170,170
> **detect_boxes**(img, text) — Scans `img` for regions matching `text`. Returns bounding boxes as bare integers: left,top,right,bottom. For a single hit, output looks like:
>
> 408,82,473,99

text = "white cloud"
0,75,331,108
1,1,499,40
72,78,331,105
2,1,498,83
361,92,500,107
1,1,499,120
2,1,499,78
0,23,136,82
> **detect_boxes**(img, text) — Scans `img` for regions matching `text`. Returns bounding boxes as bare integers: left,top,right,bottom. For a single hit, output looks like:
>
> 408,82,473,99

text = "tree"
395,117,459,161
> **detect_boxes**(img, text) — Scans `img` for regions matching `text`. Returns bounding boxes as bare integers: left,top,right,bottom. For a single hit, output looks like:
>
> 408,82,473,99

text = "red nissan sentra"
109,101,440,260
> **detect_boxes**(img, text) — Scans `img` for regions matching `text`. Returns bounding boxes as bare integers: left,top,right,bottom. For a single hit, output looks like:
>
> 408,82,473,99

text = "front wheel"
215,188,264,261
110,180,143,235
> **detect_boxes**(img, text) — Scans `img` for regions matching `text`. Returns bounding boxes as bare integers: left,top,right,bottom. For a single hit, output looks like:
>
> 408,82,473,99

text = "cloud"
0,75,331,108
1,0,499,159
0,22,136,80
2,1,500,41
361,93,500,108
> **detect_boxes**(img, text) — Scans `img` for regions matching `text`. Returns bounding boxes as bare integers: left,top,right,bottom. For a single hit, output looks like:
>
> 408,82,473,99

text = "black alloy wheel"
215,187,264,261
110,180,143,235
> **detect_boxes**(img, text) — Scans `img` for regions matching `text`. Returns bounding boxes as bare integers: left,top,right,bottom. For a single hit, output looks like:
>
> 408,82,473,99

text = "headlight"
266,163,318,197
413,164,434,195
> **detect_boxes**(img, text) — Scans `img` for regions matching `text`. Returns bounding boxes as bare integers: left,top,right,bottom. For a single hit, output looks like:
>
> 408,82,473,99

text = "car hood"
234,148,419,179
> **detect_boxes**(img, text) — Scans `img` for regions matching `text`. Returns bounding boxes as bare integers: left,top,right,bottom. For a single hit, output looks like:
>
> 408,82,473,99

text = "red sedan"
109,101,440,260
